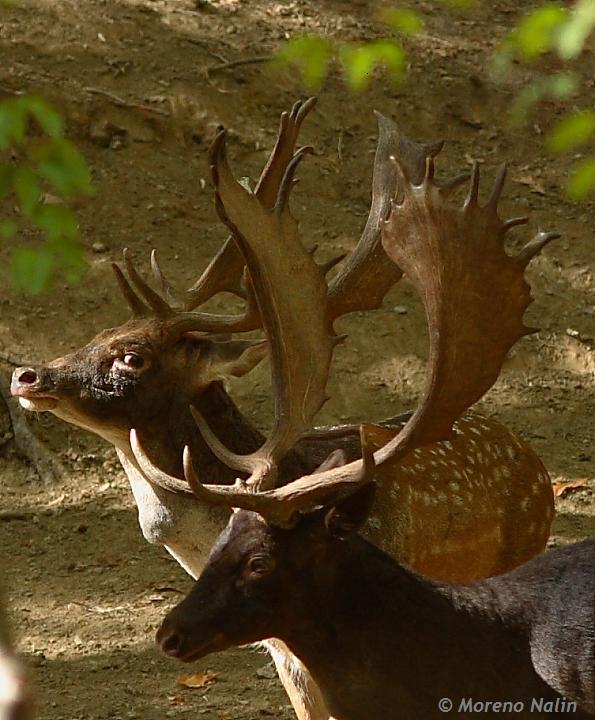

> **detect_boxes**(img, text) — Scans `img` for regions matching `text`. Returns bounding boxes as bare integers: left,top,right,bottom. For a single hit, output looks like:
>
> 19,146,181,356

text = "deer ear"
205,339,268,379
324,483,377,539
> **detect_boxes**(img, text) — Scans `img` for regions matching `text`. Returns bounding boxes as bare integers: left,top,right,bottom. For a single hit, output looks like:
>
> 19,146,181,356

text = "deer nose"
14,368,38,385
11,367,40,396
157,627,183,658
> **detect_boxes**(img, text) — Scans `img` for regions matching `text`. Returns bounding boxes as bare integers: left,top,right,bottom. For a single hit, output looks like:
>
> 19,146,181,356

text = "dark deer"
151,474,595,720
135,155,593,720
11,99,556,720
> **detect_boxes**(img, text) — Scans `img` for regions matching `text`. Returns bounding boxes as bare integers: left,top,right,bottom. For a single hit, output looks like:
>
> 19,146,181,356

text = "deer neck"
114,382,263,577
276,539,538,719
116,381,263,481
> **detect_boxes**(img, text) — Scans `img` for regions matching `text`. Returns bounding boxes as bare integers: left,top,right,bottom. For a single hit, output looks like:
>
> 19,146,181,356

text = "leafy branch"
275,1,594,200
0,95,92,294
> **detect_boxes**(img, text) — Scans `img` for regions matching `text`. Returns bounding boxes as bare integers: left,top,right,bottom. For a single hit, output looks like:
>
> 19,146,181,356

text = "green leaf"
512,4,568,59
0,220,17,238
0,165,15,199
0,98,28,148
25,96,64,138
379,8,424,35
10,246,54,295
340,41,406,92
509,72,578,125
29,137,93,197
567,156,595,200
33,203,78,241
547,110,595,153
557,0,595,59
275,36,332,89
13,164,42,217
47,233,87,282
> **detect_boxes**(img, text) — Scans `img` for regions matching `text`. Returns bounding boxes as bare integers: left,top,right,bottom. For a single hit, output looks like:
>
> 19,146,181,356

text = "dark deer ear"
203,339,268,379
324,483,377,540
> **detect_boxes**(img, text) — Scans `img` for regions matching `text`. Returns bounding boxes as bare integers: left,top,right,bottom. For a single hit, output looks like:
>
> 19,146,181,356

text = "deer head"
9,100,322,466
11,98,441,482
156,478,377,663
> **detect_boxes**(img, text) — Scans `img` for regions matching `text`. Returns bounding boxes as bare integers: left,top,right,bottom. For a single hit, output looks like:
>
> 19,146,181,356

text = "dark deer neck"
130,381,265,484
276,538,557,720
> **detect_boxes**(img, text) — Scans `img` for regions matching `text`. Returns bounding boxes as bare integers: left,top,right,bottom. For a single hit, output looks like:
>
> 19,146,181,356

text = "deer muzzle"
156,617,226,663
10,367,59,411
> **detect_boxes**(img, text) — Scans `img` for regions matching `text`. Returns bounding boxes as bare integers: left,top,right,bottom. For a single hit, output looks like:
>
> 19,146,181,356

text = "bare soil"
0,1,593,718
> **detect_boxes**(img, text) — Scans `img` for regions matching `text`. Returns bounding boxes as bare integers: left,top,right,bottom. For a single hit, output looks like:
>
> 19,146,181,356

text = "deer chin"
18,396,59,412
175,634,228,663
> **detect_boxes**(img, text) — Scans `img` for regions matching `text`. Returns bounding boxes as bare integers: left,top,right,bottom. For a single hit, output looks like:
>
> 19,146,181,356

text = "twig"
84,87,171,117
207,55,273,76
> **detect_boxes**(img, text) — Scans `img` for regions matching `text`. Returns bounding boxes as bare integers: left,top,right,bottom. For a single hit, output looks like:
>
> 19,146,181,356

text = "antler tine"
129,429,194,496
437,172,470,197
177,97,318,312
123,249,175,319
188,126,336,490
516,230,561,269
150,250,179,307
327,113,455,322
486,162,507,212
463,161,480,210
374,158,560,467
111,263,149,318
182,427,376,527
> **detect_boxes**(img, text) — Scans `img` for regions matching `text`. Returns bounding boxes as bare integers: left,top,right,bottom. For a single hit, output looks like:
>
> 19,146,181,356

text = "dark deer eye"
248,556,274,576
122,353,144,369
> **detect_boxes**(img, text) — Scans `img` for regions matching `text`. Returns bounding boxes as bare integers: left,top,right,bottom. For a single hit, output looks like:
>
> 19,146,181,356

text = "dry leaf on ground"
553,480,589,498
177,670,220,689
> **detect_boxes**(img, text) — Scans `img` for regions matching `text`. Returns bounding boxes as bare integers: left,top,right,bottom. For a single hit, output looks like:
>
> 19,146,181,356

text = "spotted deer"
11,99,557,720
132,152,593,720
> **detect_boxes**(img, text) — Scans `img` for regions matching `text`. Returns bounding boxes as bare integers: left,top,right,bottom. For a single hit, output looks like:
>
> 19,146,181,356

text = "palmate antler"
111,102,449,338
326,112,449,321
130,153,559,526
110,98,320,334
189,131,338,488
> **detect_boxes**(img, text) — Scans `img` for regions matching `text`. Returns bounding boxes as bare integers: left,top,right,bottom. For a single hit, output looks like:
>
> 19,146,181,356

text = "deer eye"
115,352,146,370
247,555,274,576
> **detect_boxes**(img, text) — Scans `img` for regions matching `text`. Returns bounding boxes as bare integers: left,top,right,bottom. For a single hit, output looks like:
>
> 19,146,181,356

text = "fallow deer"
150,468,595,720
11,99,557,720
133,152,593,720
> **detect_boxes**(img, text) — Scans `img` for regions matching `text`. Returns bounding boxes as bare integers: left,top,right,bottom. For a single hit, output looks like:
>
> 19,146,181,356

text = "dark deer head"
155,460,377,662
10,308,265,451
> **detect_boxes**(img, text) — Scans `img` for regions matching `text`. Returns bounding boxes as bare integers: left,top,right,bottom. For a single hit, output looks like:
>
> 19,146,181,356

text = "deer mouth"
159,631,227,663
179,636,228,662
15,395,59,412
10,368,60,411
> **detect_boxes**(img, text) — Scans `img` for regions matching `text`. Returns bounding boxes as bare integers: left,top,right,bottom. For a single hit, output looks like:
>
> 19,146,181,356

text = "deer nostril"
159,630,183,657
17,369,38,385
